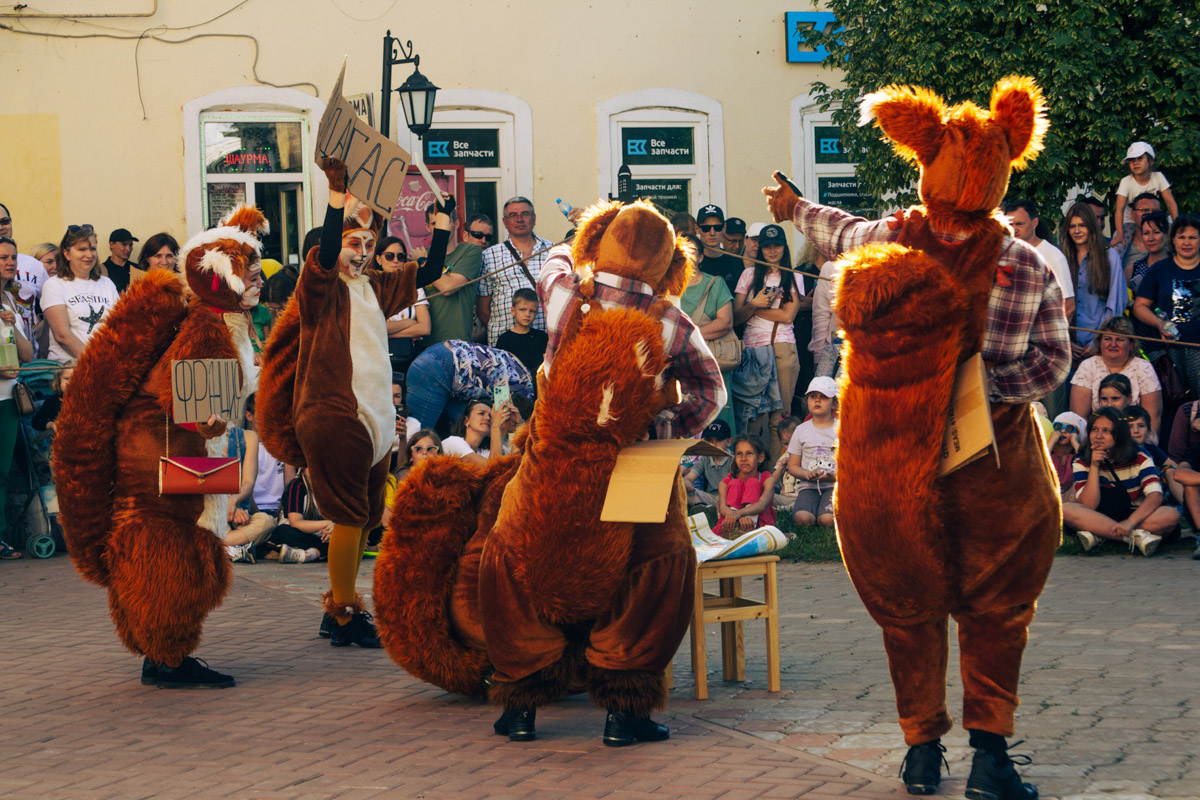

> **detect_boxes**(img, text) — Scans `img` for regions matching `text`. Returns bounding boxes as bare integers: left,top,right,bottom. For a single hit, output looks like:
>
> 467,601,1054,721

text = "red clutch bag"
157,417,241,495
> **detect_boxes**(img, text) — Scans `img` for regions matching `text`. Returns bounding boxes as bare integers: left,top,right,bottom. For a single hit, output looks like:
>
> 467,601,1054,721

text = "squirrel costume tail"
255,293,305,468
51,271,190,586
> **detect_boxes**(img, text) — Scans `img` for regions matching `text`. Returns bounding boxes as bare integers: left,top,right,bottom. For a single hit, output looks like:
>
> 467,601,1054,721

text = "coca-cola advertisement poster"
388,165,465,252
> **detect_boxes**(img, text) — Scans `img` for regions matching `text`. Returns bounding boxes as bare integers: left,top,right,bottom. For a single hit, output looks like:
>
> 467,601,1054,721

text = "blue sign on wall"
785,11,840,63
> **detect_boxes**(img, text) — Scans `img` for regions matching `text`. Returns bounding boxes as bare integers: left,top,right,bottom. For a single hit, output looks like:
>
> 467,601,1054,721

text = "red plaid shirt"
539,244,726,438
792,199,1070,404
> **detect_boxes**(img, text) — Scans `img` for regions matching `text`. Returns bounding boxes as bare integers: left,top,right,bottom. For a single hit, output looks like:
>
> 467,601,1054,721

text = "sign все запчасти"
621,127,694,166
818,176,874,217
814,125,853,164
631,179,690,215
422,129,500,169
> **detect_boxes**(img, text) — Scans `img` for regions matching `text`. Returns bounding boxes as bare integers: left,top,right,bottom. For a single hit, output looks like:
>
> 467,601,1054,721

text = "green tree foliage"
799,1,1199,224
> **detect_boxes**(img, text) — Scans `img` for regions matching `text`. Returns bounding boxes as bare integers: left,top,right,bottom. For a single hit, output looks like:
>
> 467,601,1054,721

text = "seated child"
261,469,331,564
1062,406,1178,556
773,416,802,512
1048,411,1087,502
718,435,778,536
494,288,549,382
786,377,839,529
684,419,733,508
1127,404,1200,531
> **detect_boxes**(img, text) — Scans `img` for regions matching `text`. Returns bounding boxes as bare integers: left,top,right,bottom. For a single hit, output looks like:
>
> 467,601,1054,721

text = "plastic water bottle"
556,198,573,219
1155,308,1179,338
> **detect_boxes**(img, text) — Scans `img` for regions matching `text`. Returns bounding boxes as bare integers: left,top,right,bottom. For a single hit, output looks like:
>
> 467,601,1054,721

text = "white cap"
1125,141,1155,160
747,222,767,238
806,376,838,398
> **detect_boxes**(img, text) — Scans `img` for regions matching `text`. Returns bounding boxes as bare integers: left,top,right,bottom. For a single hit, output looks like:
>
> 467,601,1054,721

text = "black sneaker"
965,747,1037,800
141,657,158,686
330,611,382,648
494,707,536,741
154,657,235,689
900,739,947,795
602,709,670,747
318,613,334,638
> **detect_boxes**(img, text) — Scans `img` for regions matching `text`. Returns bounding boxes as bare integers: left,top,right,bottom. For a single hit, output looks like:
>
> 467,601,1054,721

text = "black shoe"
154,657,235,689
603,709,670,747
965,746,1038,800
330,611,382,648
494,707,536,741
318,613,334,638
141,657,158,686
900,739,948,795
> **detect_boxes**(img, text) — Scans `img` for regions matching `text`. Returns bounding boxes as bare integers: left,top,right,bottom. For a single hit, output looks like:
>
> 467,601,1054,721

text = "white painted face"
340,230,375,277
239,265,263,309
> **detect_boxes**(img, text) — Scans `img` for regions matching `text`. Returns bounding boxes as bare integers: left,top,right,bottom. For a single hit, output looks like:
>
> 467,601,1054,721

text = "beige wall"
1,0,839,253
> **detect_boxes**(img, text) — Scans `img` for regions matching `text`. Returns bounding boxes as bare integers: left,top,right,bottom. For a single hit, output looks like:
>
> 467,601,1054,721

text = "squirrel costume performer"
765,78,1070,800
374,200,727,745
53,207,269,689
257,158,443,646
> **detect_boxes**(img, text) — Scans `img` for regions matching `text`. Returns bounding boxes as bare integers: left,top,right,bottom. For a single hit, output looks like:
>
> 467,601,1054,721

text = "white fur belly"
198,432,230,540
342,274,395,465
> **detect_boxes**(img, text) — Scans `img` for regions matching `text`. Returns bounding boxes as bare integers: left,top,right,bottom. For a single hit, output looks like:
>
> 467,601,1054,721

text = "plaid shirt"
792,199,1070,404
479,235,554,345
539,244,726,439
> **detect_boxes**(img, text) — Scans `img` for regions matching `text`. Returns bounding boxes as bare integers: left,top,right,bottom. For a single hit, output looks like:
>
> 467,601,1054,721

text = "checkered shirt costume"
479,234,554,345
538,244,726,439
792,198,1070,404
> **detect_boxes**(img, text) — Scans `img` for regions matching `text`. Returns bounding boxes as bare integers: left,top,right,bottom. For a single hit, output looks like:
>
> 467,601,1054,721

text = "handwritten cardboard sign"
939,353,1000,475
171,359,245,425
601,440,731,523
314,60,412,218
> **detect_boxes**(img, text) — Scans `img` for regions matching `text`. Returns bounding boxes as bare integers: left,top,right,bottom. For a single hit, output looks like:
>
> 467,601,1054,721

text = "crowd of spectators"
0,137,1196,561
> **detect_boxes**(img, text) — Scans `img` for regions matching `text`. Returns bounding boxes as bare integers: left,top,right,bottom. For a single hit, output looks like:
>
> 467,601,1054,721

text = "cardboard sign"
171,359,245,425
939,353,1000,475
314,60,412,218
601,440,731,523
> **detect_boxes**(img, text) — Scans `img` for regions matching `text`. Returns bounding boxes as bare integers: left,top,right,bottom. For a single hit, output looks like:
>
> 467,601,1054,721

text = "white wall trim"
396,89,534,201
596,88,725,210
183,86,327,238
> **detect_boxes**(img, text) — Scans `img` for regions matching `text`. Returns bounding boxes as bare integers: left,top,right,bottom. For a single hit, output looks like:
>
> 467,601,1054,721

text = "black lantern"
397,67,439,138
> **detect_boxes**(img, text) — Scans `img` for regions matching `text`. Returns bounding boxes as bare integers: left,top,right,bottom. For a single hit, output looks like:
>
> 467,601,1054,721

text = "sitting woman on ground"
1062,406,1177,556
260,469,331,564
1069,317,1161,434
224,393,294,563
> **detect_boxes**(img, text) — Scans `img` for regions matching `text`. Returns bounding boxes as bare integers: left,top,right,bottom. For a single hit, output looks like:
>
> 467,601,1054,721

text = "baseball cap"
746,222,767,238
697,204,724,224
758,224,786,246
1125,141,1155,161
109,228,138,243
725,217,746,235
806,376,838,398
702,419,732,441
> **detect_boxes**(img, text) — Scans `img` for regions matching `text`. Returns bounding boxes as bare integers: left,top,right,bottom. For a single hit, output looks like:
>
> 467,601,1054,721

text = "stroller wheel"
26,532,55,559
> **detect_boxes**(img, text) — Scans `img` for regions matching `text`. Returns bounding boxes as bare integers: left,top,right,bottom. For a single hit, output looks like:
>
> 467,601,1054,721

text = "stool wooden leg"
690,567,707,700
718,577,746,682
765,561,780,692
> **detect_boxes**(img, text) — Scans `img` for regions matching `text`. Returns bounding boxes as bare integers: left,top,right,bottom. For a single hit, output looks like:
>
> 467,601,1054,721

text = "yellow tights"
327,523,372,625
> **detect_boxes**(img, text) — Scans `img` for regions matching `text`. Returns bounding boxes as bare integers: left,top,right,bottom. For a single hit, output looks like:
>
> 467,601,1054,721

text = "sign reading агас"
171,358,245,425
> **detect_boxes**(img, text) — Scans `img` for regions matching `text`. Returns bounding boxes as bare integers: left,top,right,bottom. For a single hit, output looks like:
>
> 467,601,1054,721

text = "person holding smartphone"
732,224,804,462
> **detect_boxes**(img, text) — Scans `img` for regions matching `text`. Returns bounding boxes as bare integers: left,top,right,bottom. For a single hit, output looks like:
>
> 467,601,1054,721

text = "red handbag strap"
164,414,241,459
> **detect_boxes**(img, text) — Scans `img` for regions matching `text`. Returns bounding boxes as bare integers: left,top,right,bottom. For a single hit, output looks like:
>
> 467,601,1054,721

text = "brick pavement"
3,551,1196,799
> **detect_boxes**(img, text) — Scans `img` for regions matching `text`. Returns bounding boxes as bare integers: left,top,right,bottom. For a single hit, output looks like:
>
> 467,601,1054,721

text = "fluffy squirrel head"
177,206,268,310
570,200,696,297
858,75,1049,216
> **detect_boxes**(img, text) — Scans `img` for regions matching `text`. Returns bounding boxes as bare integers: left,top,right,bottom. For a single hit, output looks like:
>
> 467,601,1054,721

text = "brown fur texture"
834,78,1060,744
53,205,261,665
320,590,365,622
571,200,694,297
587,668,667,717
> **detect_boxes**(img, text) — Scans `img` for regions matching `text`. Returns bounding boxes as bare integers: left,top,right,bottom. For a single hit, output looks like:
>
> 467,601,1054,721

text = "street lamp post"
380,31,439,140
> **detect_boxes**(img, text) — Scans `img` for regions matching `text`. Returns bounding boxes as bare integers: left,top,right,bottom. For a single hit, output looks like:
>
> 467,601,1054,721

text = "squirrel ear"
989,75,1049,170
859,84,946,167
660,235,697,298
570,201,624,268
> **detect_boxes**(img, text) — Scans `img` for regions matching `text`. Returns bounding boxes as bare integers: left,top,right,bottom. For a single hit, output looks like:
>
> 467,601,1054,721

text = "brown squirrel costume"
765,77,1069,799
374,202,719,746
53,207,267,688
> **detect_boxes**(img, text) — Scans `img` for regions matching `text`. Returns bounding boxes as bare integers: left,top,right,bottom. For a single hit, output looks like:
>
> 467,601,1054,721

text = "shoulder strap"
503,240,538,287
693,276,716,319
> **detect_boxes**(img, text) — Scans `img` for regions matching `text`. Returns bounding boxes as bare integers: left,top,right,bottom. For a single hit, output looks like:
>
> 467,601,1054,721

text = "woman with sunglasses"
1069,316,1162,434
376,235,430,372
40,225,119,362
1133,214,1200,395
1062,406,1175,555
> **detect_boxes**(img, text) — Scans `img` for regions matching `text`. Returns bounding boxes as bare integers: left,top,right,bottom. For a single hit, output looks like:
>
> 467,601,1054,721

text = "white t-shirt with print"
786,418,838,492
40,274,119,361
735,267,805,347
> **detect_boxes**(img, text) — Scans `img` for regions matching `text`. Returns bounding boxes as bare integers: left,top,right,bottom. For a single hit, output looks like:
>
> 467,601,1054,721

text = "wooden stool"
667,554,780,699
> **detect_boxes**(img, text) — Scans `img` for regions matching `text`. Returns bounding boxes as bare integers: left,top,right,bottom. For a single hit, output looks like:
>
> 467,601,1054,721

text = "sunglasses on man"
468,229,494,242
0,218,11,226
698,224,724,233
